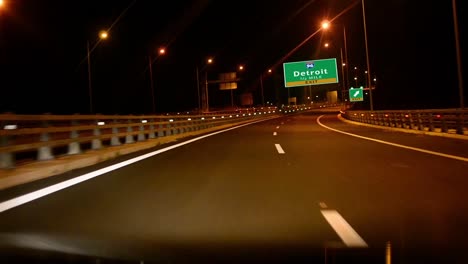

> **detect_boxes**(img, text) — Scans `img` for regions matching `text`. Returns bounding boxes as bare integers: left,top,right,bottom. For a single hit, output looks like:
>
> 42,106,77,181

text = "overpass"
0,106,467,263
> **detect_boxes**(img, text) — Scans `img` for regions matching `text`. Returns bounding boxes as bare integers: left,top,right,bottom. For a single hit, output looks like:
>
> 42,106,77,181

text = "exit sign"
349,87,364,102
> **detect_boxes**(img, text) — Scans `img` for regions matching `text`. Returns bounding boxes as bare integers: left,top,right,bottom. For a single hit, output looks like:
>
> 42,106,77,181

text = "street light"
239,65,244,71
87,30,109,114
361,0,374,110
322,20,350,104
148,47,166,113
260,68,273,106
196,57,213,112
0,0,4,8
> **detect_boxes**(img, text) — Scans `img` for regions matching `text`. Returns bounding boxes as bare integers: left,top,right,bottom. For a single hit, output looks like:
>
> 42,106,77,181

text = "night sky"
0,0,466,114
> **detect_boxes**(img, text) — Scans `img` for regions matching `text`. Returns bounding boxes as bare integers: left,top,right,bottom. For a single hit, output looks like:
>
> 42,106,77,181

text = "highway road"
0,111,467,263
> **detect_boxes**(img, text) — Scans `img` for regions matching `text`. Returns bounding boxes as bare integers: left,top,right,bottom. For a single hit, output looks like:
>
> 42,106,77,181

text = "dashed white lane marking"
321,209,368,248
275,144,285,154
317,115,468,163
319,202,328,209
0,117,281,214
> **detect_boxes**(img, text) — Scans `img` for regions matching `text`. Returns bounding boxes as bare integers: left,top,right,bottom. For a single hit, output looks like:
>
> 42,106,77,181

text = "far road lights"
99,30,109,40
239,65,244,71
207,58,213,64
159,48,166,55
321,21,330,30
324,43,329,48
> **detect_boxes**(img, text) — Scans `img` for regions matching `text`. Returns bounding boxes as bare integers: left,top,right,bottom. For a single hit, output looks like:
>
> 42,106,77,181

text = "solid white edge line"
317,115,468,162
321,209,368,247
0,116,280,214
275,144,285,154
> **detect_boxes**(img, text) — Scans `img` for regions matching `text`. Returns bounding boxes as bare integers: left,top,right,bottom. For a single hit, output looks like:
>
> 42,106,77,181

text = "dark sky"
0,0,466,114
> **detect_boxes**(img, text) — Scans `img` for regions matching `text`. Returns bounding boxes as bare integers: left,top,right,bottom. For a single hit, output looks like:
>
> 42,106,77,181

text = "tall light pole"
148,47,166,113
322,21,350,104
87,30,109,114
233,65,245,108
196,57,213,113
361,0,374,110
452,0,464,109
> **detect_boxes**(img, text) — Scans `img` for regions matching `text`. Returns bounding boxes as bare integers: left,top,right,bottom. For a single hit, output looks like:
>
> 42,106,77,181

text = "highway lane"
0,111,467,263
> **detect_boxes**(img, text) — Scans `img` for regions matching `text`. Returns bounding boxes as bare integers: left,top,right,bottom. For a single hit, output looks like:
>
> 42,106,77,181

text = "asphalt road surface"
0,111,467,263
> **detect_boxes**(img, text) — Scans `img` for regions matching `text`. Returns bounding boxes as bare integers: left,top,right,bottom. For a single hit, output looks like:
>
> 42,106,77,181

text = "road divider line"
317,115,468,162
0,116,280,214
319,202,328,209
321,209,368,248
275,144,285,154
273,132,277,136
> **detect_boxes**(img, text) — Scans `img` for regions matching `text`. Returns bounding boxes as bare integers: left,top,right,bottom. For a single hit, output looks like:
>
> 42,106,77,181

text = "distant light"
97,122,105,126
187,118,192,121
0,0,5,8
201,117,205,120
239,65,244,71
321,21,330,30
169,119,174,122
4,124,17,130
324,43,329,48
141,120,148,123
268,69,272,73
159,48,166,55
207,58,213,64
99,30,109,40
212,116,216,119
222,116,225,118
342,63,346,66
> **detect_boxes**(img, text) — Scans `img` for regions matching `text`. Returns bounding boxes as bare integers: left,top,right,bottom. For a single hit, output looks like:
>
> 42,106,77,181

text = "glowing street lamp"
159,48,166,55
324,43,329,48
0,0,5,8
238,65,244,71
87,30,109,113
321,21,330,30
99,30,109,40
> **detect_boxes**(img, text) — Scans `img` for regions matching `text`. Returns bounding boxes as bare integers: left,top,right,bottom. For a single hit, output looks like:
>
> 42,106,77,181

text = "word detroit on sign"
283,58,339,88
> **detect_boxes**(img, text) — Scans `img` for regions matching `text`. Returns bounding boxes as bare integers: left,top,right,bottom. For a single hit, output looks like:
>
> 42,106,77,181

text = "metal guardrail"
342,109,467,135
0,109,284,169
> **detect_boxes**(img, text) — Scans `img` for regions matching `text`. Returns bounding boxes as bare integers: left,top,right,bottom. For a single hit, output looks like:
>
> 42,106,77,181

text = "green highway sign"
283,58,338,88
349,87,364,102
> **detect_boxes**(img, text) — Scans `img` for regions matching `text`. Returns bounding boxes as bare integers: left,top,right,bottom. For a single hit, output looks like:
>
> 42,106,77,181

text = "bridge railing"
341,109,467,135
0,110,280,169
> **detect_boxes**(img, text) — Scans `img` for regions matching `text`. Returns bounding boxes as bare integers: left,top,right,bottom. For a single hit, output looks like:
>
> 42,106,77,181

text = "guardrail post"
37,121,54,161
0,134,14,169
157,121,165,137
456,113,464,135
441,117,448,133
428,113,435,132
111,120,121,146
148,119,156,139
67,120,81,155
417,113,424,131
408,114,415,129
92,122,103,149
125,120,135,144
138,122,146,141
